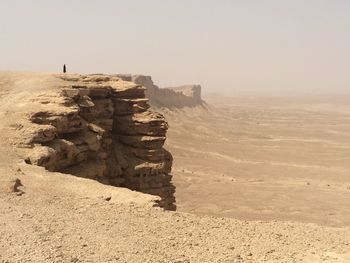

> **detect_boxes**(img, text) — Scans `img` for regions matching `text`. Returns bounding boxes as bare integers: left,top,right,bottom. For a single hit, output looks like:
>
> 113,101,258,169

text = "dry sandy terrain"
1,72,350,262
166,96,350,227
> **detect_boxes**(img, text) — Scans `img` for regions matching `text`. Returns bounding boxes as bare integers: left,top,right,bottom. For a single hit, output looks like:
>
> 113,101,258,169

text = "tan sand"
164,96,350,227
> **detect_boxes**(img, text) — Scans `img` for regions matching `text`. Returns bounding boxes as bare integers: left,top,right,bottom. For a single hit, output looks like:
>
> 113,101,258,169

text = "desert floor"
165,95,350,227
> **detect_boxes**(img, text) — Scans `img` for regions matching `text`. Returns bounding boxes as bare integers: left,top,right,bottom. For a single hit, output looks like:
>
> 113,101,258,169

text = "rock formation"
165,84,203,104
26,74,176,210
118,74,204,108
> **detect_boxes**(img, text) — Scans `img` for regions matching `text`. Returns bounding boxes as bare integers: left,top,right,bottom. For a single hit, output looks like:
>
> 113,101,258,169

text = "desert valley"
167,95,350,227
1,72,350,262
2,1,350,262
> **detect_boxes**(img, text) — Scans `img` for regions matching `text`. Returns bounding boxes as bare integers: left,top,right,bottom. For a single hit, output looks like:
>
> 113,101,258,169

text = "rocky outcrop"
26,74,176,210
165,85,203,105
118,75,204,108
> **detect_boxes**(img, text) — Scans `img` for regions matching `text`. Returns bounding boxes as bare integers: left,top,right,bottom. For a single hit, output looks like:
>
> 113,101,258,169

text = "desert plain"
166,95,350,227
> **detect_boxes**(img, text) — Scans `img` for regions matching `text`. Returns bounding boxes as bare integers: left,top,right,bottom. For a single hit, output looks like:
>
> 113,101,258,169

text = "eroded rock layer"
26,74,176,210
118,74,204,108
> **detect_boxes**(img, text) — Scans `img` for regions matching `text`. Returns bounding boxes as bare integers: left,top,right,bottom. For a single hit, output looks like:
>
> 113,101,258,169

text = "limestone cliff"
26,74,176,210
117,74,204,108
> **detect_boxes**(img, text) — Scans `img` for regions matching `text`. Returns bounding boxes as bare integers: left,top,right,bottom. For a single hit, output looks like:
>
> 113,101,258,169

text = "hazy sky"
1,0,350,95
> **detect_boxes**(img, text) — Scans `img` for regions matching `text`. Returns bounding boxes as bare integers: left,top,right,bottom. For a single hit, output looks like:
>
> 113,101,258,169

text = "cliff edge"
0,72,175,210
1,72,350,263
117,74,204,108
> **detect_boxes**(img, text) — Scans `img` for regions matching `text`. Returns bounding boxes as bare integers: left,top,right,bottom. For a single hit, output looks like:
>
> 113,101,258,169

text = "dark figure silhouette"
63,64,66,73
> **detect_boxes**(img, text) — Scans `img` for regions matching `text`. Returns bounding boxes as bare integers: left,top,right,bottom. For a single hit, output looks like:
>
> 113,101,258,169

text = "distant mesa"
116,74,205,108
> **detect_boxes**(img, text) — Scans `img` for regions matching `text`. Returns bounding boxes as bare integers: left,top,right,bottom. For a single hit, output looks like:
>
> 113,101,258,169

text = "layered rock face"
165,85,202,105
118,75,204,108
27,74,176,210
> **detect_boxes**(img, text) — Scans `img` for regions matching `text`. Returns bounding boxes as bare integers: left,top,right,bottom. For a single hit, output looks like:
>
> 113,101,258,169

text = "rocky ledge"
26,74,176,210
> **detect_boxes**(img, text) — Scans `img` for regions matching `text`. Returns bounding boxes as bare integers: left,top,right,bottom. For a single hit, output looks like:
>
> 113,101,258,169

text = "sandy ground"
2,167,350,263
165,96,350,227
1,72,350,262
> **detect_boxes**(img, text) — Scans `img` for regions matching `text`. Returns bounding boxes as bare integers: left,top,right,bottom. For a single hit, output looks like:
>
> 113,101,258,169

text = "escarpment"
117,74,204,108
26,74,176,210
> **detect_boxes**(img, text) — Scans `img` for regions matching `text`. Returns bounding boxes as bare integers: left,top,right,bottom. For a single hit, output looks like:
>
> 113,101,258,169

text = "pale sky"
1,0,350,95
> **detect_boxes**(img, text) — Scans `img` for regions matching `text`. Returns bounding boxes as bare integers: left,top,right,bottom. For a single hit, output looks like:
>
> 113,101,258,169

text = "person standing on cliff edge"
63,64,66,73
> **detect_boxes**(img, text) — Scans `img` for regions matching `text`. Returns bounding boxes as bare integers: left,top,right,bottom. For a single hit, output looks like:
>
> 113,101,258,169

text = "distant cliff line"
116,74,205,108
